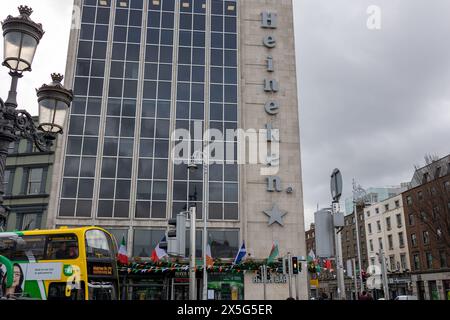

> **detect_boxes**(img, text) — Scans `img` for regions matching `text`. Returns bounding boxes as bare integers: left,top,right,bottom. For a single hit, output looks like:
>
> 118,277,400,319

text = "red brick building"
402,155,450,300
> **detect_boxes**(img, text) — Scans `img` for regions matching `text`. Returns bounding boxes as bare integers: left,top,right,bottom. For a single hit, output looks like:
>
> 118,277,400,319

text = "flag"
307,249,316,262
206,243,214,267
118,235,129,265
233,242,247,265
267,242,279,264
151,236,168,262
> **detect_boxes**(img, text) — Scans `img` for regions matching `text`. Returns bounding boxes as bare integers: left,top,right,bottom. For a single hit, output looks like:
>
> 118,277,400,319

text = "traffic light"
292,257,299,274
164,212,187,257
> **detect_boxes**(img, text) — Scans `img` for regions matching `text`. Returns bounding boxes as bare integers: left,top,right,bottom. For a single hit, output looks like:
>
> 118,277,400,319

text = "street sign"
330,169,343,202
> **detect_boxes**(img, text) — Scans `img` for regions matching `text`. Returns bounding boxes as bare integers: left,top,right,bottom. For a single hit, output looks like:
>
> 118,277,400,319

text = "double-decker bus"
0,227,119,300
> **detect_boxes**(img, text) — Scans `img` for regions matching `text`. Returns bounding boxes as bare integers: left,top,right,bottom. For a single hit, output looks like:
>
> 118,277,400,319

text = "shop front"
207,273,244,300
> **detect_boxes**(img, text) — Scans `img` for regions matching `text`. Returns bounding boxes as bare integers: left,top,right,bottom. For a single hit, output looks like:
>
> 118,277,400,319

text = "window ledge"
4,194,50,200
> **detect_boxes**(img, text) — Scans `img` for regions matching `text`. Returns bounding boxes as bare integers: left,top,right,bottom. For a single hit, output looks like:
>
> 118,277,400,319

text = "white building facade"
364,194,413,297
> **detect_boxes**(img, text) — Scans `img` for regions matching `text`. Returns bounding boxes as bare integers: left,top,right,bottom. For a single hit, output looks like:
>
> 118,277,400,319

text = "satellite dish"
330,169,343,202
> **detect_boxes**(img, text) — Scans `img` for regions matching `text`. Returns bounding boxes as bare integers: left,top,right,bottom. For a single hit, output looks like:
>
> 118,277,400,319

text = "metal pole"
262,265,267,300
287,253,293,298
379,248,390,300
295,274,299,300
353,258,358,300
4,73,20,108
189,206,197,300
202,154,209,300
332,201,346,300
353,181,364,294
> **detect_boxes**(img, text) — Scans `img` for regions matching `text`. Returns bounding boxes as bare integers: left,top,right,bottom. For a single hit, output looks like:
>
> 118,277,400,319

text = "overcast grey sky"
1,1,449,227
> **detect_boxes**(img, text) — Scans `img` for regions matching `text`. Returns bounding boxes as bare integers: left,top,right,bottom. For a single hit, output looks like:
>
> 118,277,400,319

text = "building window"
395,200,400,208
444,181,450,192
386,217,391,231
439,251,447,268
16,212,43,230
133,229,166,257
411,233,417,247
388,235,393,250
378,237,383,250
396,214,402,228
368,223,372,234
432,207,439,220
375,208,380,214
430,187,437,196
409,213,415,226
7,141,19,154
413,254,420,270
398,232,405,248
105,228,129,249
400,254,407,270
423,231,430,245
422,172,429,184
353,229,356,240
26,139,40,153
389,256,395,271
377,221,381,232
369,239,374,252
25,168,46,195
420,211,427,222
385,204,389,212
3,169,14,196
366,210,370,218
208,230,239,259
418,191,423,201
406,196,412,206
426,252,433,269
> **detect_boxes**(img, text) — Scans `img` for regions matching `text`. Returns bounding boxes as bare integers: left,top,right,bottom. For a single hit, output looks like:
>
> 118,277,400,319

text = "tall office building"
48,0,306,299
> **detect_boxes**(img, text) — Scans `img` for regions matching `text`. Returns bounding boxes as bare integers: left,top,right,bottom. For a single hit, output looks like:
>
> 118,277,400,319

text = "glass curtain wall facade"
57,0,239,258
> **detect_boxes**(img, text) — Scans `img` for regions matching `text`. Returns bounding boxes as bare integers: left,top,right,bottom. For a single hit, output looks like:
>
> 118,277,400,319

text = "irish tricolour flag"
118,235,129,265
151,236,168,262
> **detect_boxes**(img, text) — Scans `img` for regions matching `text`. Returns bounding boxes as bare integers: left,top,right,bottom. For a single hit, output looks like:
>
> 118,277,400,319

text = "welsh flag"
151,236,168,262
267,242,279,264
118,235,129,265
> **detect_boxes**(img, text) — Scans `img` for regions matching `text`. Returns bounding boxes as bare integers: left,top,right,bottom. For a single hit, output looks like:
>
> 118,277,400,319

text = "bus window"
46,235,79,260
0,236,46,261
85,230,112,259
48,282,85,300
88,282,117,300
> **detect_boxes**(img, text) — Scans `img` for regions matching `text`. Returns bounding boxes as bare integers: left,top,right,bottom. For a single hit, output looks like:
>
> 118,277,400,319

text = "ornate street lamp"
0,6,72,231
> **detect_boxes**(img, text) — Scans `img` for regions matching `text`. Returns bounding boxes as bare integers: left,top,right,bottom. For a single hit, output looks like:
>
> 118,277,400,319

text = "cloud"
294,0,450,225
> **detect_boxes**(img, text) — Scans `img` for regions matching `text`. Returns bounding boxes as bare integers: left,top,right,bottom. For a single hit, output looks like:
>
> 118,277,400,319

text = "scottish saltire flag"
233,242,247,265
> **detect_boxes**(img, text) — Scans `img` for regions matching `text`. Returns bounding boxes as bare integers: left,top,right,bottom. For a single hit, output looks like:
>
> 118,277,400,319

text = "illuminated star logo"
263,204,287,227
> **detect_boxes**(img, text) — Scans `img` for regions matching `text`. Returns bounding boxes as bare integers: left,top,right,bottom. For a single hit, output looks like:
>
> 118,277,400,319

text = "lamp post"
0,6,72,231
188,149,209,301
352,180,366,296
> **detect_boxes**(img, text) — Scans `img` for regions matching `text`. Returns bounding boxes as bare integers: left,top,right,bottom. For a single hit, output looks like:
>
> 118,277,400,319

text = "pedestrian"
358,291,373,301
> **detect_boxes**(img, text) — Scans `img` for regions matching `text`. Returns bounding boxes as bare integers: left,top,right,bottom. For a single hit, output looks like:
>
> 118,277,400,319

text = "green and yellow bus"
0,227,120,300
